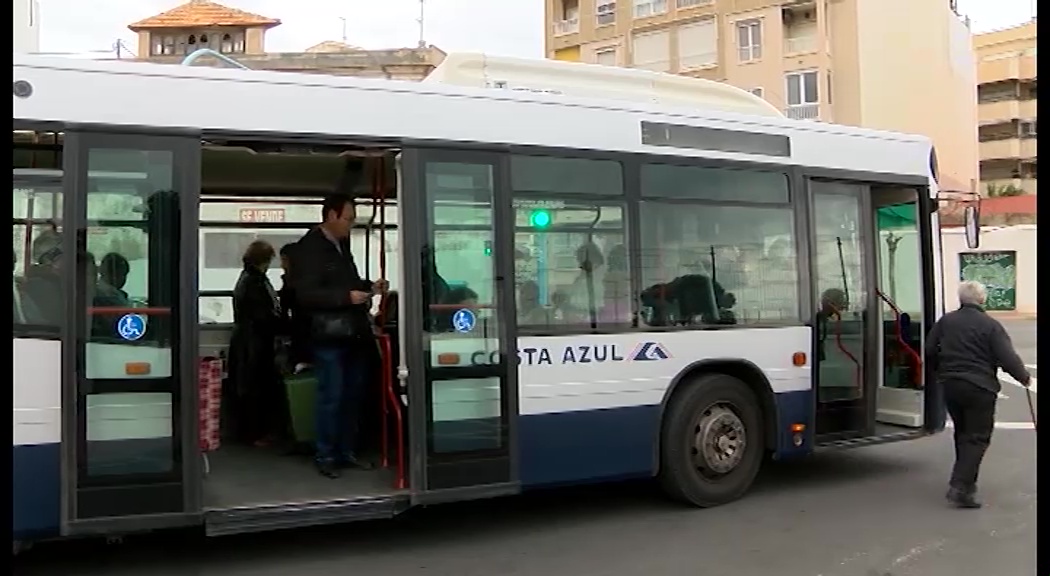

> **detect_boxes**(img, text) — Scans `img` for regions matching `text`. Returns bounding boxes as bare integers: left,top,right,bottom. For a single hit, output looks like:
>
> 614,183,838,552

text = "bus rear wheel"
659,373,765,507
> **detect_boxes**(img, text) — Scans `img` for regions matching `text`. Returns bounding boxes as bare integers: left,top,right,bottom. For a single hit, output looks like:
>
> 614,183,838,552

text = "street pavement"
13,321,1037,576
999,318,1037,370
994,319,1038,429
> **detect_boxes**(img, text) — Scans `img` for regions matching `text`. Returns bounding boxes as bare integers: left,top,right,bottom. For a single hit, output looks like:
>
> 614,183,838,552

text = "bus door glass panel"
874,195,924,390
810,183,869,404
73,140,185,519
419,157,515,491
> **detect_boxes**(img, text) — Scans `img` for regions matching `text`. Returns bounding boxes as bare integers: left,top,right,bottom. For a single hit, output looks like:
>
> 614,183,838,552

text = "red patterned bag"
198,357,223,453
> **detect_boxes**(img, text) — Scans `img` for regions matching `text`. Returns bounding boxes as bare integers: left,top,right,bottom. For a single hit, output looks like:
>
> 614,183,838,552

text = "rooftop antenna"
339,16,348,43
417,0,426,48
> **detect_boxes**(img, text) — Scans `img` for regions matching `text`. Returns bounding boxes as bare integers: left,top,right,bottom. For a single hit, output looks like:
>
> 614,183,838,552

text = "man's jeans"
313,345,366,464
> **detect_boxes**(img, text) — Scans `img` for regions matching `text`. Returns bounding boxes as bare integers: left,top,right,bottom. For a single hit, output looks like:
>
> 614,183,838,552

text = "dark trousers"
943,378,997,493
313,344,366,463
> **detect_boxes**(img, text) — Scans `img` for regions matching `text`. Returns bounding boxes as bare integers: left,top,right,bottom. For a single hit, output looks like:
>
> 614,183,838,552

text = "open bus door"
60,131,201,535
399,148,521,504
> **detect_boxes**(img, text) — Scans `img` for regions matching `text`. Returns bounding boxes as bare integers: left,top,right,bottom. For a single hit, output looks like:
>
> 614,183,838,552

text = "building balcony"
553,17,580,37
784,35,817,55
785,104,820,120
979,98,1037,125
980,138,1037,161
982,178,1037,196
978,54,1036,83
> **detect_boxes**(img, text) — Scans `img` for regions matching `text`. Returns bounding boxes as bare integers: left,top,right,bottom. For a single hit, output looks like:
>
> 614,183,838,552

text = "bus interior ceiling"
197,139,405,511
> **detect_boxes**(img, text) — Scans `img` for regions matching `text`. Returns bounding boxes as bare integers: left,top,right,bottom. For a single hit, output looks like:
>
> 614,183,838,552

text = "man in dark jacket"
925,280,1031,508
294,194,388,478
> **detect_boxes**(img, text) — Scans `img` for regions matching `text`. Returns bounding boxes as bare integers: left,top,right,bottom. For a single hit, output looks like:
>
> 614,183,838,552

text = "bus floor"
203,444,397,510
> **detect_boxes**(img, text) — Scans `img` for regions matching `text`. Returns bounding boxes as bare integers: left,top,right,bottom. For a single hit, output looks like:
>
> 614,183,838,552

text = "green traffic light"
529,210,552,229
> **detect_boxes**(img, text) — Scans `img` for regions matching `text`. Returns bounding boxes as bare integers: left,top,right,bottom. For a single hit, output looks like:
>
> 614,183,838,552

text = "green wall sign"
959,251,1017,311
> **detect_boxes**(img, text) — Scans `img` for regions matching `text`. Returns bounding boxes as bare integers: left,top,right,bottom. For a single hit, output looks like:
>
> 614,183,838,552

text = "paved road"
995,319,1038,427
15,320,1038,576
14,439,1036,576
1000,318,1037,370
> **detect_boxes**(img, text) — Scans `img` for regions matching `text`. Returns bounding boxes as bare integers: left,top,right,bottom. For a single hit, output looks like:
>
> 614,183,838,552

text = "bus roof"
13,53,934,181
422,53,785,119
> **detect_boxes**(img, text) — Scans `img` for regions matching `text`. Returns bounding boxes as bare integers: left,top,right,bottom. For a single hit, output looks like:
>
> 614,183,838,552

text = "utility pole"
339,16,348,43
112,39,135,59
417,0,426,48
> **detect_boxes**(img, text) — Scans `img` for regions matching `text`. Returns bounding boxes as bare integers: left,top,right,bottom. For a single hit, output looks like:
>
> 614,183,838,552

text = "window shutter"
632,30,670,72
678,19,717,69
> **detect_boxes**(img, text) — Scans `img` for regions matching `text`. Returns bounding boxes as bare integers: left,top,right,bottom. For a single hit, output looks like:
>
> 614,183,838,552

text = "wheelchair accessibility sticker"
452,308,476,333
117,314,147,341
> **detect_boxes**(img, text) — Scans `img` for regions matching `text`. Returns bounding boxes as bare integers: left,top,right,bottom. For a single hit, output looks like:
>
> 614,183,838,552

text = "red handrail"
372,157,405,490
876,290,923,388
829,305,863,397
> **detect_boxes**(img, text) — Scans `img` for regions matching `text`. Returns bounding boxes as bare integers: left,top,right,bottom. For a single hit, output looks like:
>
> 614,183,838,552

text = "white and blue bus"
12,53,979,550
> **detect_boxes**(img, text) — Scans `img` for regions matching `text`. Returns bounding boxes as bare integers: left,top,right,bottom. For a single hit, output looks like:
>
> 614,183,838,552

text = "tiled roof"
128,0,281,31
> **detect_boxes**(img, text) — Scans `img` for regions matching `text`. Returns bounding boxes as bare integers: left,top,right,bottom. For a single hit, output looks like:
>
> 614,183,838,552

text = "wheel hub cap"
694,406,747,475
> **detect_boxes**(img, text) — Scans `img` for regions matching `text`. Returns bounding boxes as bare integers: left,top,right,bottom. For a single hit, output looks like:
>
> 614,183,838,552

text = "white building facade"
14,0,40,54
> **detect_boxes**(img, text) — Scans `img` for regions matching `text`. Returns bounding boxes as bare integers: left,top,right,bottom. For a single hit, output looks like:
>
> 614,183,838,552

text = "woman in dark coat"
228,240,290,447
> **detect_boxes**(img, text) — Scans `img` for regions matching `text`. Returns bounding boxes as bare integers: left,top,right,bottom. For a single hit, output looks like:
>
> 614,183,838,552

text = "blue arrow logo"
631,342,670,362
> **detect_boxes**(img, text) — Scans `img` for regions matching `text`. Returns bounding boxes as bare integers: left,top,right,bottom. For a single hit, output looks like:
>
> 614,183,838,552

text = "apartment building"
975,20,1037,199
544,0,978,193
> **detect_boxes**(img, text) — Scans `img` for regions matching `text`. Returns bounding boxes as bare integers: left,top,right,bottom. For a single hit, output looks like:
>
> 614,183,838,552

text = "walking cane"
1025,386,1037,431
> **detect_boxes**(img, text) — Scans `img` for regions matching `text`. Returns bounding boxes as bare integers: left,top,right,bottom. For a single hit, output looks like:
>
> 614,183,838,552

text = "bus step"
815,428,924,451
204,494,410,537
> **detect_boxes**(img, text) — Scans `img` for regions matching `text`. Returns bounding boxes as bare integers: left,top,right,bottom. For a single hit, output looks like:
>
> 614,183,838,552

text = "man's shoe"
946,487,982,509
316,460,341,479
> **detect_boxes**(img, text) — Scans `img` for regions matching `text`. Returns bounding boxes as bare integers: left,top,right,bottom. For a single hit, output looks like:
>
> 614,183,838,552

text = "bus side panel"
513,328,812,488
13,338,63,540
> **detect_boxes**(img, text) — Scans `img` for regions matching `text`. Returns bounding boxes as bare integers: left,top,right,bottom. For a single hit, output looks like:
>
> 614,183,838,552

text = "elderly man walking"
925,280,1032,509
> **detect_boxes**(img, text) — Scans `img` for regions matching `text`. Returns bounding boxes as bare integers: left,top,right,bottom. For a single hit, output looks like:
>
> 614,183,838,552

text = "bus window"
638,164,797,327
196,198,399,323
13,134,65,332
509,155,630,331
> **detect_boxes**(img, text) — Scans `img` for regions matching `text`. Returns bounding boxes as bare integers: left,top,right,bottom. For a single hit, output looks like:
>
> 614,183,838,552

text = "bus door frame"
399,145,521,506
59,127,203,536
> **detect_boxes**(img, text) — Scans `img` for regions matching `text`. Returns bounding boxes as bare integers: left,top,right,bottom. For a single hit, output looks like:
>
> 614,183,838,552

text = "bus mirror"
963,204,980,250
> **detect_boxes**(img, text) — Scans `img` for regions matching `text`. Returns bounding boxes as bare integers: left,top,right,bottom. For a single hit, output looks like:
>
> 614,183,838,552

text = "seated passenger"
12,249,42,325
96,253,131,306
517,281,550,326
23,232,65,327
434,286,479,332
600,245,631,324
640,274,733,326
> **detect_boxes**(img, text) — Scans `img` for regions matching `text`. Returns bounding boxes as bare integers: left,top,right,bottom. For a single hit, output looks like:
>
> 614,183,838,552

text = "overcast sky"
35,0,1037,58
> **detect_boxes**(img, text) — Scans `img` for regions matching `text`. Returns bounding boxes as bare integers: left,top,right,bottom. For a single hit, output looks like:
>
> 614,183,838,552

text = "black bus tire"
659,372,765,507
